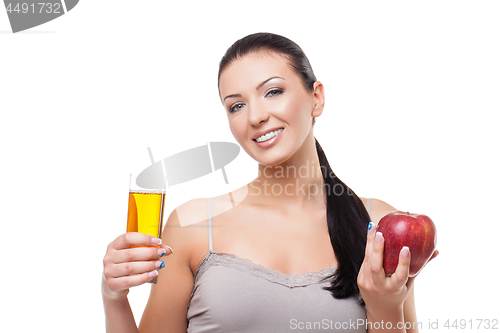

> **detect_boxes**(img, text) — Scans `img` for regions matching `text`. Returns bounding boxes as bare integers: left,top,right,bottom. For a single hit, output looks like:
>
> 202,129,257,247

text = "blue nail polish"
368,222,376,235
160,251,167,258
159,261,165,269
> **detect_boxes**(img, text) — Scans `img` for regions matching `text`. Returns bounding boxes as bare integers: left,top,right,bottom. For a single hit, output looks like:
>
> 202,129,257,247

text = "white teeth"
256,128,283,143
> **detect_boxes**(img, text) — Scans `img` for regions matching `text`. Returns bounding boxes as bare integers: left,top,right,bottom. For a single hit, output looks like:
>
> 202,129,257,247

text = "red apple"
376,211,437,277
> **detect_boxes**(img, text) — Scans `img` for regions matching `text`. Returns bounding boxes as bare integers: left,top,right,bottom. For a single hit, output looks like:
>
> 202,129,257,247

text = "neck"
248,132,326,209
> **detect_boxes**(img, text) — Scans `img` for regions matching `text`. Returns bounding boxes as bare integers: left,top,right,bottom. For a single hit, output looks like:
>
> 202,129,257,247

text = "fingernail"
155,261,165,269
165,245,174,254
402,246,410,258
152,237,162,245
158,248,167,257
368,222,375,235
375,232,383,244
149,270,158,278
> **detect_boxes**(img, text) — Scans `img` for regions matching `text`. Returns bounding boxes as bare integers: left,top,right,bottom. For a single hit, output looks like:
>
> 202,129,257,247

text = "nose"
247,99,270,126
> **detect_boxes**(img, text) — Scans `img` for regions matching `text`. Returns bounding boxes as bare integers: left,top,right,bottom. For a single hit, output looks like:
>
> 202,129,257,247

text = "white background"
1,1,499,332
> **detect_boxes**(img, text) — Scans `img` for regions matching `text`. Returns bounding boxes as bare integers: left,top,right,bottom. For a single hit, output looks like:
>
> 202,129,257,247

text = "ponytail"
315,138,370,302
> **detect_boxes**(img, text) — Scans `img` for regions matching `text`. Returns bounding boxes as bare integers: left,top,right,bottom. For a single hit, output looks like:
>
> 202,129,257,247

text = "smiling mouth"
254,128,284,143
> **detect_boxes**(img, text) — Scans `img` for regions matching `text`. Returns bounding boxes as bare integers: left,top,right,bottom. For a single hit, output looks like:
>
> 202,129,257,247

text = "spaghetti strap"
207,197,213,252
366,198,371,216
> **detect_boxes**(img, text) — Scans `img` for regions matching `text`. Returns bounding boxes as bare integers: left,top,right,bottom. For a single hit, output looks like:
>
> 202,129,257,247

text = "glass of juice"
127,172,166,283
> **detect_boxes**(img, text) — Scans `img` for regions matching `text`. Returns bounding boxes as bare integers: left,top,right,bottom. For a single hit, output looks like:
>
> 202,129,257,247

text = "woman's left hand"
357,222,438,316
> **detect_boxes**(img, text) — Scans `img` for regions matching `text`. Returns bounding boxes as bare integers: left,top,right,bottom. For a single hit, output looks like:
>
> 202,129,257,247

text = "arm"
358,199,437,333
102,233,171,333
404,284,419,333
138,208,198,332
102,205,200,333
102,285,139,333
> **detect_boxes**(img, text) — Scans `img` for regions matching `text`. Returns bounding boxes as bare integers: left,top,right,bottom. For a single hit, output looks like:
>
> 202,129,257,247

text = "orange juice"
127,190,165,238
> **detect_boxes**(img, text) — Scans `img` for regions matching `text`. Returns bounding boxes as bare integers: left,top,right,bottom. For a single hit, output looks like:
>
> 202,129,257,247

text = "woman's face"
218,52,323,166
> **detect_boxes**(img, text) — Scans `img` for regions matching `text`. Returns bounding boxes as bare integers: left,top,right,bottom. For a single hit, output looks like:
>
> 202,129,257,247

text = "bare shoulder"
139,198,210,332
162,197,211,275
360,197,398,226
163,184,250,271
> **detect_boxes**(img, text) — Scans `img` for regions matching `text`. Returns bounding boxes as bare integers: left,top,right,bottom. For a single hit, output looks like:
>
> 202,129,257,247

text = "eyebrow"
223,76,285,102
255,76,284,90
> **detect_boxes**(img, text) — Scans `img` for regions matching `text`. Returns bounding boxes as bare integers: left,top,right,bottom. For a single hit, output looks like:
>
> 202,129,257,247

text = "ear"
311,81,325,118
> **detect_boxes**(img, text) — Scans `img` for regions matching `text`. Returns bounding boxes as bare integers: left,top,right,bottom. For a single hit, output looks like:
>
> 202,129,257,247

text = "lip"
252,127,284,141
253,127,284,148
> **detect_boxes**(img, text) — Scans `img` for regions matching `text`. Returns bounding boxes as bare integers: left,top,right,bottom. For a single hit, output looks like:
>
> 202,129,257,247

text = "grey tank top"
186,198,371,332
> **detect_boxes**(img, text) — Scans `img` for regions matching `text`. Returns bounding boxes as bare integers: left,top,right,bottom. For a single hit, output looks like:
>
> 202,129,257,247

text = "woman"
102,33,438,332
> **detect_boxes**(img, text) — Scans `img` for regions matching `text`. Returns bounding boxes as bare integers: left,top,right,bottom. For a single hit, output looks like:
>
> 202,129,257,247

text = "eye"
265,88,284,98
229,103,245,113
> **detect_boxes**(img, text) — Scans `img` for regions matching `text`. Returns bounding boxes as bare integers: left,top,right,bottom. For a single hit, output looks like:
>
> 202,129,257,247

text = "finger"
108,270,159,291
406,276,416,290
110,232,162,251
369,231,386,282
158,244,174,257
418,249,439,272
428,249,439,262
391,246,411,286
364,222,377,260
112,245,173,264
360,222,376,279
357,260,366,285
109,260,165,278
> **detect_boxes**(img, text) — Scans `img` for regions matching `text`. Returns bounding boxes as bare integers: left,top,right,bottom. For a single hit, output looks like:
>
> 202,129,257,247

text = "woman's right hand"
102,232,174,301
